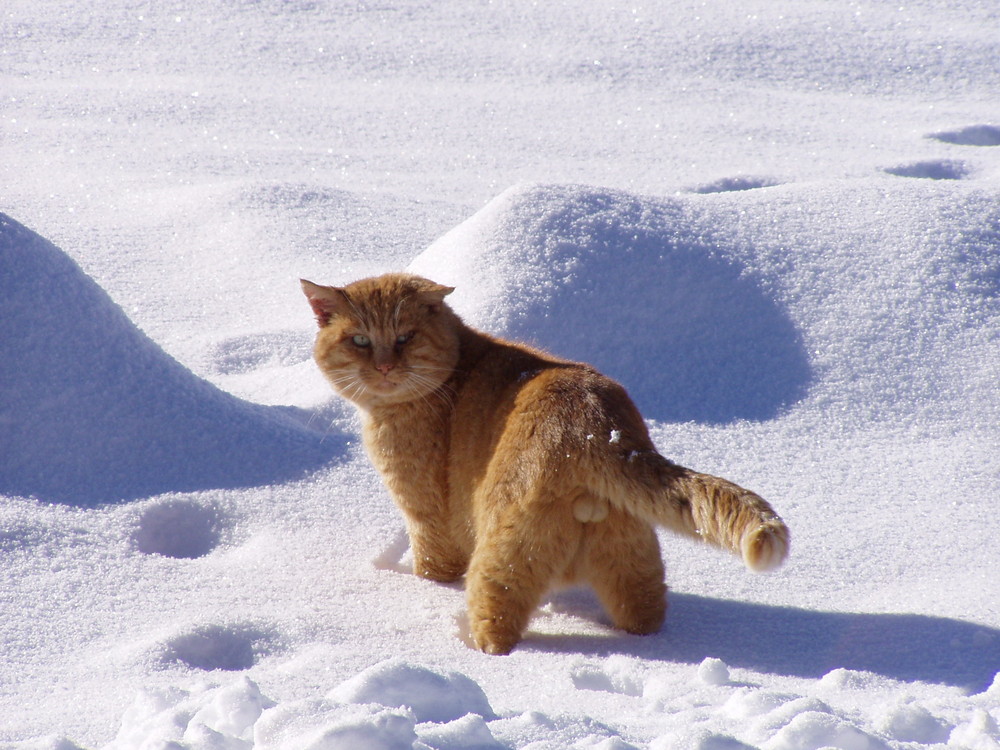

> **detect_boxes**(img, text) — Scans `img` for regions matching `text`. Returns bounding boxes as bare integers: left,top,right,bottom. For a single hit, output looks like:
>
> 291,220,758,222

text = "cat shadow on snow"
527,588,1000,692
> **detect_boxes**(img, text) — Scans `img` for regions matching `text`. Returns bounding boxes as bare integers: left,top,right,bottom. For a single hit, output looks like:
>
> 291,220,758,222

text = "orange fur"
302,273,789,654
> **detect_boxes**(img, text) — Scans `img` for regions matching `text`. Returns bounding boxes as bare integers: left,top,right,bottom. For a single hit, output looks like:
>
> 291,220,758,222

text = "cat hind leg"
582,509,667,635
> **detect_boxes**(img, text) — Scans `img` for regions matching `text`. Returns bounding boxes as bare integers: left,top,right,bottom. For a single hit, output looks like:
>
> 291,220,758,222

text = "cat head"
301,273,460,409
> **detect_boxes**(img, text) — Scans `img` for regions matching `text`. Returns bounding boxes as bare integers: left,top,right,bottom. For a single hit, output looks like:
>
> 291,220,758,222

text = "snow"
1,0,999,748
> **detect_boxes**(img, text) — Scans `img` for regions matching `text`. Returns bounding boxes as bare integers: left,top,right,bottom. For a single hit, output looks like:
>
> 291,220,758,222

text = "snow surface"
2,1,999,748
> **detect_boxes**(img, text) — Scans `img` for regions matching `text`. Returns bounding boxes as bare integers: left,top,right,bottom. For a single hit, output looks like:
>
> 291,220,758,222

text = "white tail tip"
742,518,790,572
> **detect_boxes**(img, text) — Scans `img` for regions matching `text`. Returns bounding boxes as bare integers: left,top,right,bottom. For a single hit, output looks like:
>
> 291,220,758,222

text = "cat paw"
408,533,468,582
469,619,521,655
413,557,466,583
472,631,519,656
741,518,789,572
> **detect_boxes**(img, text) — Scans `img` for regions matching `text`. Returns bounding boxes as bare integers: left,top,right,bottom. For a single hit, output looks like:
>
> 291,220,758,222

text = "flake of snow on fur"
326,660,495,723
609,430,621,444
697,657,731,686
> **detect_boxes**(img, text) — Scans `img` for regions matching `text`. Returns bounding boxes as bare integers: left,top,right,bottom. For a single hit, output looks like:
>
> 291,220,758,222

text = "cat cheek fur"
305,272,790,655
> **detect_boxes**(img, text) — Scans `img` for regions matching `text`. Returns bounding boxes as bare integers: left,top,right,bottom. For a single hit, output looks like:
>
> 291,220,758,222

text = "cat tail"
592,451,790,572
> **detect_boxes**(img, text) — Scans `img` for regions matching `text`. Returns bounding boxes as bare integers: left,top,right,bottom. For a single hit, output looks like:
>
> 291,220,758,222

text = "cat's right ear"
301,279,349,327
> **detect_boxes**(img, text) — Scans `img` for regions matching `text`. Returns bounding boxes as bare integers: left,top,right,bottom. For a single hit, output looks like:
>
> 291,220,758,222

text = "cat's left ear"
301,279,349,327
415,282,455,314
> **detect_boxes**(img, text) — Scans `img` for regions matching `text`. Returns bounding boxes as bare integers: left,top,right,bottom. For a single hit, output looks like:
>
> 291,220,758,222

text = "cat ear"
301,279,349,327
414,281,455,313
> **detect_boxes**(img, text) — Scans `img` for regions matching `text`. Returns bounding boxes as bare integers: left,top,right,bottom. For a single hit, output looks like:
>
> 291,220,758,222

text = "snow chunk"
722,690,798,720
416,713,504,749
570,658,644,696
576,737,642,750
189,676,274,740
327,660,495,723
818,668,888,691
877,701,950,744
762,711,887,750
254,700,417,750
697,657,731,686
650,728,755,750
6,738,85,750
984,672,1000,697
948,710,1000,750
105,679,274,750
746,698,833,745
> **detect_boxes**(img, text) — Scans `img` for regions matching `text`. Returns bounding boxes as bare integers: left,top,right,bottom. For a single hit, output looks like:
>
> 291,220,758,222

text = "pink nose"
375,363,395,375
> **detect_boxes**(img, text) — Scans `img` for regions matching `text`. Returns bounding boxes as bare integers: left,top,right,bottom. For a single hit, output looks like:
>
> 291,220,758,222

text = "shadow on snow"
0,213,342,507
531,590,999,692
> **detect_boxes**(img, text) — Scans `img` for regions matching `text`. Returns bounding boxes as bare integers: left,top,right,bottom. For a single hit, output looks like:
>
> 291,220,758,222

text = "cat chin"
345,381,425,409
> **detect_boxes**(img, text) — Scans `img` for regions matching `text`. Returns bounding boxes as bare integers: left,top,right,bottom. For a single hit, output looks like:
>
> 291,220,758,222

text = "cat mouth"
370,373,407,393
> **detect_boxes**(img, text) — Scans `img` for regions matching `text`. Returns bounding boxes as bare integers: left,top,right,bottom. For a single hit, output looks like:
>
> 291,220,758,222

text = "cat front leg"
404,515,468,582
465,499,583,655
376,460,469,581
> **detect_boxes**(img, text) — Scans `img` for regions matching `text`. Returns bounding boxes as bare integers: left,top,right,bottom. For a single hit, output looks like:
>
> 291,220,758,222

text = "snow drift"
411,181,1000,429
0,214,341,506
3,0,1000,746
410,183,812,423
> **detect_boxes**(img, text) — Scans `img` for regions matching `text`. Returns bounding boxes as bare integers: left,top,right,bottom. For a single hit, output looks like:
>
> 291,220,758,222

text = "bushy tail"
592,450,789,572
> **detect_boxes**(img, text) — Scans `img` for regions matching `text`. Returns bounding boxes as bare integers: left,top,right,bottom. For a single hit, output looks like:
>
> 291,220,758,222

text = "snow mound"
104,678,274,750
327,660,496,723
413,180,1000,427
409,183,811,422
255,701,418,750
101,665,500,750
70,659,1000,750
0,214,341,506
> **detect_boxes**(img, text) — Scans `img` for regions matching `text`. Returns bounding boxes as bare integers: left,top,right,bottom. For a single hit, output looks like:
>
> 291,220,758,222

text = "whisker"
408,365,457,373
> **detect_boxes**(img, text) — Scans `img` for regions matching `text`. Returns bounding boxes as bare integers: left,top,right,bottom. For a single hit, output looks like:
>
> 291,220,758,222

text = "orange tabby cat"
302,273,789,655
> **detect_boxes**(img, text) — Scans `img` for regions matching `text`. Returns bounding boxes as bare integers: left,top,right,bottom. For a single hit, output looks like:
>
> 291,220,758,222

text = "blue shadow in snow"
529,591,999,692
0,213,343,507
498,188,812,424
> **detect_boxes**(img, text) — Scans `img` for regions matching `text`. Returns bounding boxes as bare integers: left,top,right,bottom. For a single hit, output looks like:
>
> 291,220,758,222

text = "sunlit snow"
2,1,999,748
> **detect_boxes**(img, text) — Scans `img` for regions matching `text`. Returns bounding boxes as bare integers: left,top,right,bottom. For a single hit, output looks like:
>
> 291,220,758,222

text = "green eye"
396,332,413,345
351,334,371,347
